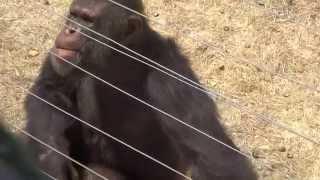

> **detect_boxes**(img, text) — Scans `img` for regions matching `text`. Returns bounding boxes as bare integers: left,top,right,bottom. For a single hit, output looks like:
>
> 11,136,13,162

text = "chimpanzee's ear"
125,15,143,37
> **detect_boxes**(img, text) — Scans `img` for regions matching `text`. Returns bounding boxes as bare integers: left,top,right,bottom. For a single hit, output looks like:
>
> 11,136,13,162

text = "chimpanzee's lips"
53,47,79,61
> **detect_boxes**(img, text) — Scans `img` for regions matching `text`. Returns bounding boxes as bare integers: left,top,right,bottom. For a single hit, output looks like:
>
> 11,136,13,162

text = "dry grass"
1,0,320,179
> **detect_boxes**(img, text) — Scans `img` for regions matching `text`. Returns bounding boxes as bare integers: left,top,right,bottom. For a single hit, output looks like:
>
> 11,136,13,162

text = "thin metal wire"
40,170,58,180
49,50,251,161
35,1,319,144
9,2,317,178
0,121,57,180
23,87,192,180
108,0,320,93
13,126,110,180
61,22,319,145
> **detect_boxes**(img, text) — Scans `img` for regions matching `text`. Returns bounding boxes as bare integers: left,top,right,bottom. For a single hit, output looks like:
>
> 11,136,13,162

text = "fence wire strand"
55,21,319,145
13,126,110,180
17,4,317,167
111,0,320,93
4,1,318,179
49,50,251,160
24,88,193,180
31,0,319,146
40,170,58,180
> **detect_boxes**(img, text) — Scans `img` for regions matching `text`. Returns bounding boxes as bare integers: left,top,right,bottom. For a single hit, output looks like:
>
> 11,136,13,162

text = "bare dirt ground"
1,0,320,179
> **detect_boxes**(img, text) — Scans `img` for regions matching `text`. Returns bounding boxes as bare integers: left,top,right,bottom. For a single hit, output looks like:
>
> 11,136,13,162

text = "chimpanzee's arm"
146,45,257,180
25,60,77,180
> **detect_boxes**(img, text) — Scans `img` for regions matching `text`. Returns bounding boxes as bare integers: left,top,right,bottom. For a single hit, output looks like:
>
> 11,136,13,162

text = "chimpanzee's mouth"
53,47,80,62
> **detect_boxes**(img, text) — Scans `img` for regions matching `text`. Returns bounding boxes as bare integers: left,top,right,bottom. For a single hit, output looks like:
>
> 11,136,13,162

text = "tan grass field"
0,0,320,179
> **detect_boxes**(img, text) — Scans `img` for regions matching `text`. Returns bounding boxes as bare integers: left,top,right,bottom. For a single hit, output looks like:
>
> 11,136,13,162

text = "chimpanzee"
25,0,257,179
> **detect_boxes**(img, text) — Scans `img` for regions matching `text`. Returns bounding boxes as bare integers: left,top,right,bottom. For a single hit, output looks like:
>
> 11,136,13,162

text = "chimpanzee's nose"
65,26,80,35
